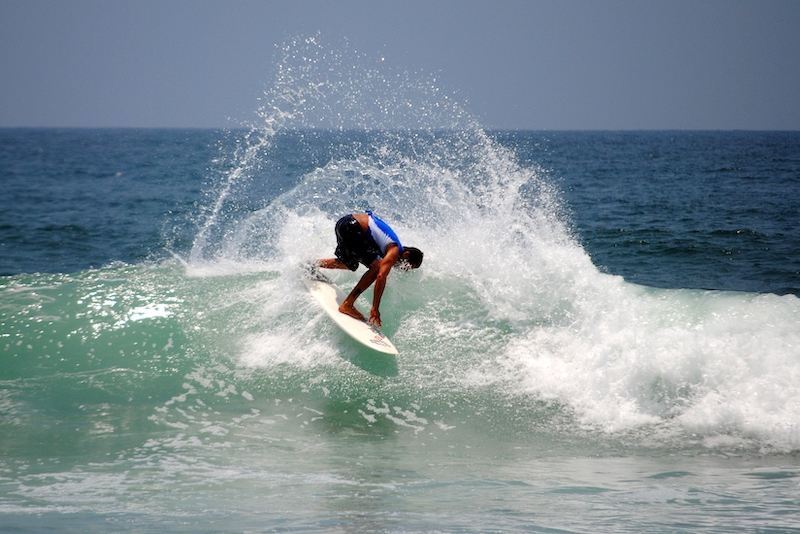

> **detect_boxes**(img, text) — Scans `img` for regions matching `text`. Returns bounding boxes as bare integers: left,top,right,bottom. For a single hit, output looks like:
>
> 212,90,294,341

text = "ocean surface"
2,41,800,533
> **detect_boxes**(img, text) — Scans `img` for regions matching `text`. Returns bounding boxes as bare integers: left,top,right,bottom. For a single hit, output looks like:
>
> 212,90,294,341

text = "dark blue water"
498,130,800,295
3,129,798,295
0,129,214,274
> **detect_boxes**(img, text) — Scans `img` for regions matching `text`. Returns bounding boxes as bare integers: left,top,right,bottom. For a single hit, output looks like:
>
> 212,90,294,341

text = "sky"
1,0,798,130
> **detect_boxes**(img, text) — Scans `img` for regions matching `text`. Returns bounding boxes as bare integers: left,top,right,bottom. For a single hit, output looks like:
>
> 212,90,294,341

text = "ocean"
2,40,800,533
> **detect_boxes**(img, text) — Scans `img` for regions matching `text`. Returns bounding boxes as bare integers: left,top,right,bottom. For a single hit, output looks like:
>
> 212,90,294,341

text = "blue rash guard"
366,211,404,256
333,212,404,271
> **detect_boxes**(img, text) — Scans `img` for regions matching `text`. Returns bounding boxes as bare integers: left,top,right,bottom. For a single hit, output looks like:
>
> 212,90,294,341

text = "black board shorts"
334,215,381,271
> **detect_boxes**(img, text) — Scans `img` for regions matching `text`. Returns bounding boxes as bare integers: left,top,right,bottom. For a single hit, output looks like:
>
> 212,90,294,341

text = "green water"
3,263,800,532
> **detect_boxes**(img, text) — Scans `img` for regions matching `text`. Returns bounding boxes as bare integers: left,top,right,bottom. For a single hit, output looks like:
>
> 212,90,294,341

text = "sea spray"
178,36,800,452
189,35,478,266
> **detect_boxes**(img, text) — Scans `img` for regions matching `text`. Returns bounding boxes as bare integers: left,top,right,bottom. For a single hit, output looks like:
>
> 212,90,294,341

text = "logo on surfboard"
370,333,390,347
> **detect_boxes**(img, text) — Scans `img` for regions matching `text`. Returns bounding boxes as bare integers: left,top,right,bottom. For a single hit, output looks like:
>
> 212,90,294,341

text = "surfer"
315,212,423,328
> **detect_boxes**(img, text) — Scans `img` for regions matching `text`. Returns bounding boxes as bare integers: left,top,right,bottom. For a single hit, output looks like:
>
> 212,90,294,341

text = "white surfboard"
303,273,399,355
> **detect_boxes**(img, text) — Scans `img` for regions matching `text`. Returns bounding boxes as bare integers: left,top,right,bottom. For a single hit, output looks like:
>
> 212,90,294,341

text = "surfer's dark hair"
404,247,424,269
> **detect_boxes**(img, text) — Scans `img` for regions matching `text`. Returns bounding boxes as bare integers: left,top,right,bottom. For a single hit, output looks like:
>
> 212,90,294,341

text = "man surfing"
315,212,423,328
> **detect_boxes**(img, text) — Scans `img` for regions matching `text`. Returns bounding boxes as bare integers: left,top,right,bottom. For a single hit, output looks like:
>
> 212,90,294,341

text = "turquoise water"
2,37,800,532
3,264,799,532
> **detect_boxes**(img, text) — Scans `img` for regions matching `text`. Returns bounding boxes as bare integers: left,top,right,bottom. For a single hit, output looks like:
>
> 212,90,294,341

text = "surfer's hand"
368,308,381,328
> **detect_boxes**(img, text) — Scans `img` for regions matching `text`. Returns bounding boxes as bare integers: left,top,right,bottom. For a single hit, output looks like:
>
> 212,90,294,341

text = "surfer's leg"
338,302,366,322
339,266,378,322
317,258,349,269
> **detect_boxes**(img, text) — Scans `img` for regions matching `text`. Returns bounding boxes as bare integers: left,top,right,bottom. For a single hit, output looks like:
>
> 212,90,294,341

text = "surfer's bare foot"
339,303,366,322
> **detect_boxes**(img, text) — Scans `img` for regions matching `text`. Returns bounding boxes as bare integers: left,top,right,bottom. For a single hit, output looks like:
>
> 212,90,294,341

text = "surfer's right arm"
366,244,401,328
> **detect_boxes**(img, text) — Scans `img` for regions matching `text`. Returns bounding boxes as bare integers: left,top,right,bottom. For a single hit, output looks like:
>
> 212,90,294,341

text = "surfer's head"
398,247,424,270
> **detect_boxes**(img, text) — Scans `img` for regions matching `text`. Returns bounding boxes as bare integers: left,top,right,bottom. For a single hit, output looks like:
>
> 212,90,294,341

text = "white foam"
501,280,800,447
